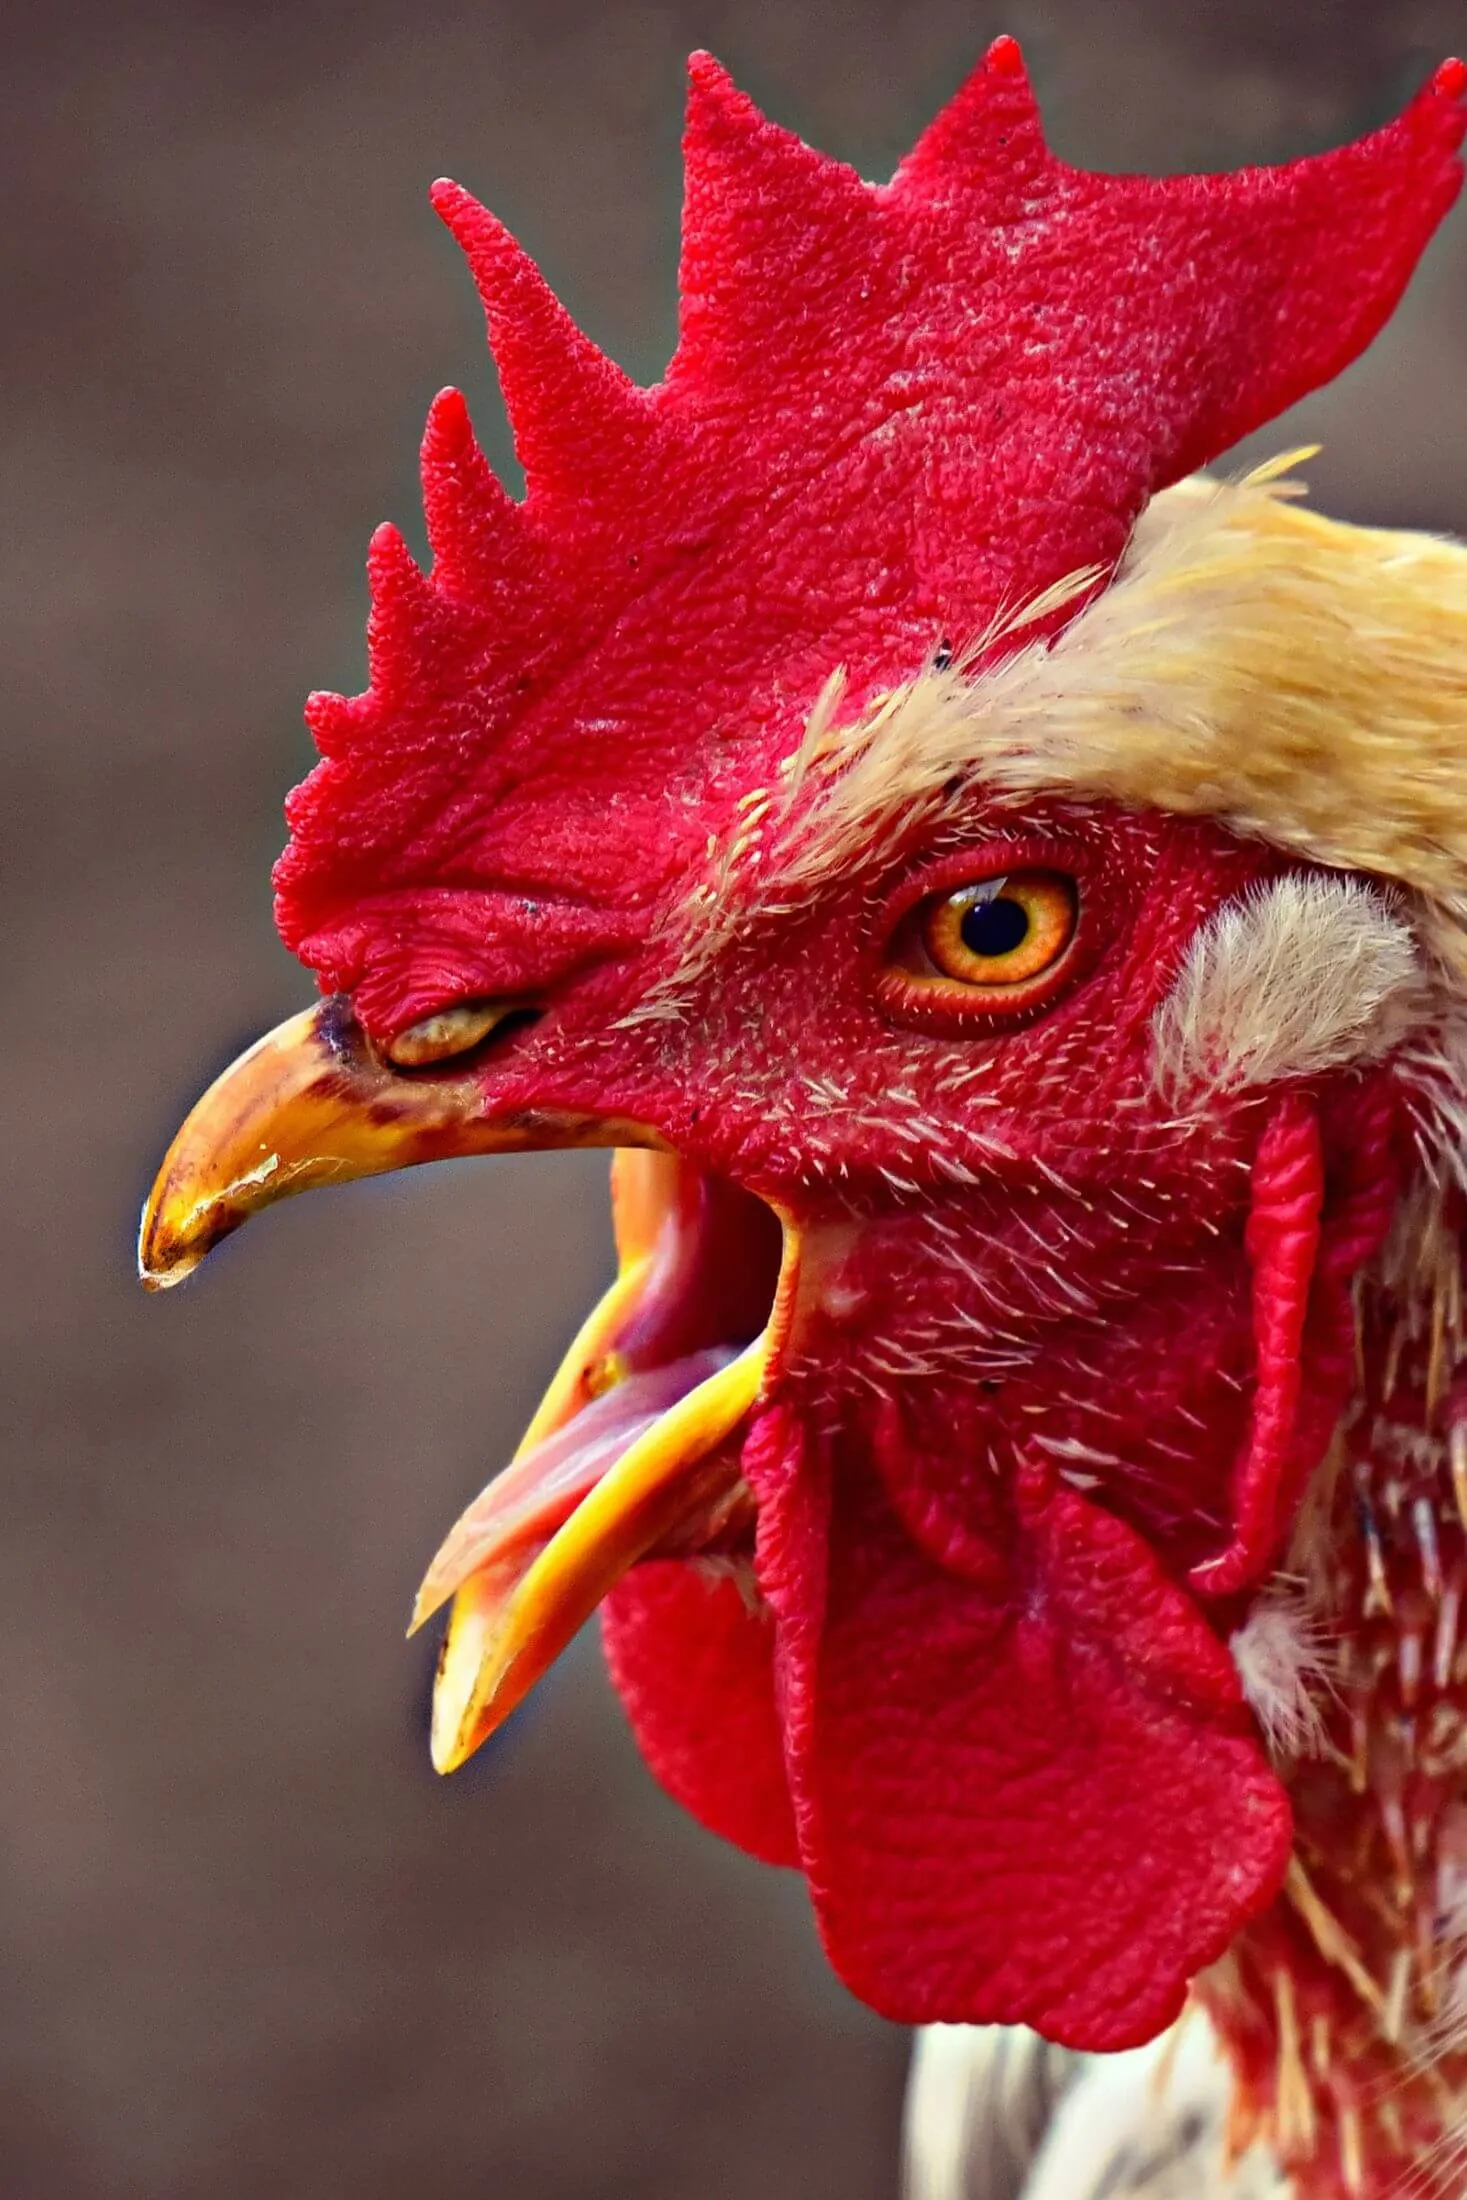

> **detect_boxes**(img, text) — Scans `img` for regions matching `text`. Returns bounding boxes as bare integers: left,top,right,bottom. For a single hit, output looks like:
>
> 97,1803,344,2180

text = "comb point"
365,522,463,702
682,46,857,183
985,33,1025,78
432,180,652,509
302,688,359,759
419,386,531,602
676,46,870,382
684,48,741,114
892,33,1047,203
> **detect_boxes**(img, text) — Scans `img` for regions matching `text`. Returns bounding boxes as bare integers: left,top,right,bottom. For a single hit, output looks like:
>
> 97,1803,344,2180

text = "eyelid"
384,998,522,1069
873,837,1087,928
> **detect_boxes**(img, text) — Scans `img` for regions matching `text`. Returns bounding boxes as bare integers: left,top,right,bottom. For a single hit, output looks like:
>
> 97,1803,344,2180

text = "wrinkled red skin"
262,42,1459,2049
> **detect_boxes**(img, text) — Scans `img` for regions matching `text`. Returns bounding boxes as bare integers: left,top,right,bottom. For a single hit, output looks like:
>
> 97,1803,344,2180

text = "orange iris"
920,870,1077,990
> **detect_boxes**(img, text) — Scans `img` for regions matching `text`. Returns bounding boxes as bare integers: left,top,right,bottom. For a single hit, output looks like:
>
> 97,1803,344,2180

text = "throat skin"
1196,1246,1467,2200
786,1184,1256,1583
774,1076,1370,1601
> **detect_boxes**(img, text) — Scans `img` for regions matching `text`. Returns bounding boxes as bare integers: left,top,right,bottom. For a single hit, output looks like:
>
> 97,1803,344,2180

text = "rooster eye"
383,999,516,1069
879,867,1081,1024
921,872,1077,989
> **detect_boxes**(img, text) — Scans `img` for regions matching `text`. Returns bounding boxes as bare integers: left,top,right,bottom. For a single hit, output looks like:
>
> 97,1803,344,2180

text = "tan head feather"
768,458,1467,974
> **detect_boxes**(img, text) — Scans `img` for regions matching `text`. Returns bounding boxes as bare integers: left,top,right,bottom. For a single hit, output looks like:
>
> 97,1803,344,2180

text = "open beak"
140,997,789,1770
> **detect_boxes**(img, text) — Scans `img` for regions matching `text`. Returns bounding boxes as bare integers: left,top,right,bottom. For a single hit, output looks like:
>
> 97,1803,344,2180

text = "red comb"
274,40,1464,973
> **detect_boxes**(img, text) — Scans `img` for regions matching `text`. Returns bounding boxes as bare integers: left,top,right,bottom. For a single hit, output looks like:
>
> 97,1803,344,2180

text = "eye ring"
876,861,1083,1027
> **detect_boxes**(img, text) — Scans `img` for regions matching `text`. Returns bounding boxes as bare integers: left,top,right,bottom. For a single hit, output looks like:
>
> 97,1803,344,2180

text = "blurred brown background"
4,2,1464,2194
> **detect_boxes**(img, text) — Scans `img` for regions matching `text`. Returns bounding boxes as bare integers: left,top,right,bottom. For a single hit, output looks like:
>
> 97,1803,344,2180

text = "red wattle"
601,1561,798,1868
748,1408,1292,2050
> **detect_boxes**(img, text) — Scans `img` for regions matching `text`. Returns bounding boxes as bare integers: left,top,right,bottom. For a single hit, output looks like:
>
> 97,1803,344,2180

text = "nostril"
383,999,543,1072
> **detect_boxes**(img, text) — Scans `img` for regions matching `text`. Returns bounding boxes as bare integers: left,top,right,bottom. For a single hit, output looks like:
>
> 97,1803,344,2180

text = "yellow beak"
139,999,782,1771
428,1335,766,1770
138,995,654,1288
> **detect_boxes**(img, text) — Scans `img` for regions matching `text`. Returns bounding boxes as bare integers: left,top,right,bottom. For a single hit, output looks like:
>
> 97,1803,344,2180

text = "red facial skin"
263,43,1462,2049
302,791,1401,2046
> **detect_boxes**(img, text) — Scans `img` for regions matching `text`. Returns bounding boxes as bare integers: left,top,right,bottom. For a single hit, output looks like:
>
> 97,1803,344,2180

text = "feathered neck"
1196,1198,1467,2195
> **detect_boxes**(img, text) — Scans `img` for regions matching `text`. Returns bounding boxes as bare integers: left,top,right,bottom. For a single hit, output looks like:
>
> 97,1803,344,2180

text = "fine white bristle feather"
1229,1586,1337,1762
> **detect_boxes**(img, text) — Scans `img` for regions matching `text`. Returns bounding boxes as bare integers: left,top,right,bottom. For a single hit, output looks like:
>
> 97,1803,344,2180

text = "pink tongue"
412,1347,739,1629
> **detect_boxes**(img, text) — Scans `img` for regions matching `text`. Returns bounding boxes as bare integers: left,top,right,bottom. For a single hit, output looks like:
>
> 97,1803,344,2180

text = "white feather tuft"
1151,873,1427,1101
1022,2018,1288,2199
1230,1586,1337,1761
904,2015,1288,2200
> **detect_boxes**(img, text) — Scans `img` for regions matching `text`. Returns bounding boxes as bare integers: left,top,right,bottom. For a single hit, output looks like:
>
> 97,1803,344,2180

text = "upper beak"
138,994,651,1288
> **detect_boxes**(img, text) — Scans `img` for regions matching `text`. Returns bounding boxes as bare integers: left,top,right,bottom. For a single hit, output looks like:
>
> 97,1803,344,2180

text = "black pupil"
960,893,1030,959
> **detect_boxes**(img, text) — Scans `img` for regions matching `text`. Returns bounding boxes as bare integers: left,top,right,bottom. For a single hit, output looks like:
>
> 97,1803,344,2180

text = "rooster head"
140,41,1467,2053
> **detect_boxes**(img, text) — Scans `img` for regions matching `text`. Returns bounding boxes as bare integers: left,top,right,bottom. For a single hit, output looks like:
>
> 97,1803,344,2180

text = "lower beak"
139,998,780,1771
427,1337,766,1771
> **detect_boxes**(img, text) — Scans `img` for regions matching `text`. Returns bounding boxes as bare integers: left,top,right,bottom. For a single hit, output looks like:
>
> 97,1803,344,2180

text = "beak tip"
136,1220,181,1291
429,1712,474,1776
136,1202,211,1291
